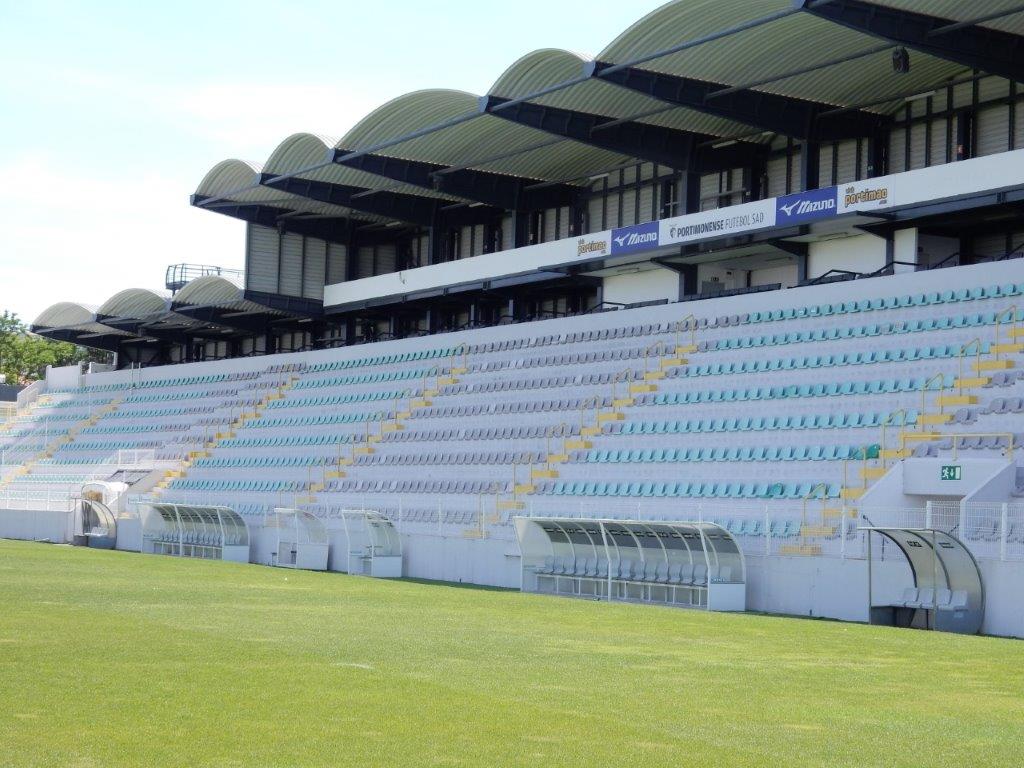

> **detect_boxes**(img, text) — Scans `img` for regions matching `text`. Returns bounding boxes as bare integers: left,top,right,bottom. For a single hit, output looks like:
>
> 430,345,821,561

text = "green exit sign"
940,465,962,481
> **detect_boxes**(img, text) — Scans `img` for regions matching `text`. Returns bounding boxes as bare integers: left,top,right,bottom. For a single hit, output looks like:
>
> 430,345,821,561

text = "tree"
0,310,112,386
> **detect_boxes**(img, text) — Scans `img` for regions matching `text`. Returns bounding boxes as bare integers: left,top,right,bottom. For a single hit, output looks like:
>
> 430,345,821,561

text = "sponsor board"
659,198,776,246
610,221,660,255
838,179,893,213
575,233,609,259
776,186,838,225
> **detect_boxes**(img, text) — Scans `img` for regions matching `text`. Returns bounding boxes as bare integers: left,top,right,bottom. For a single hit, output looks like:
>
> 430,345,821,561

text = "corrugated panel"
356,246,375,279
766,155,788,197
819,144,835,185
326,242,347,284
620,188,637,226
976,104,1010,156
835,140,856,184
638,183,655,223
246,224,279,294
542,209,558,243
788,151,802,192
605,191,621,229
501,215,515,247
303,238,326,300
472,224,485,256
952,81,974,110
978,77,1010,103
279,233,303,296
587,196,604,233
908,123,927,170
889,128,907,173
375,243,397,274
929,118,949,166
700,173,720,211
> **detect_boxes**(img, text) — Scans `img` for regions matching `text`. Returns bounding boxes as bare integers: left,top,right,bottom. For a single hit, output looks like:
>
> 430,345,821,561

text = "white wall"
750,260,798,288
0,509,71,543
808,233,887,280
602,266,679,306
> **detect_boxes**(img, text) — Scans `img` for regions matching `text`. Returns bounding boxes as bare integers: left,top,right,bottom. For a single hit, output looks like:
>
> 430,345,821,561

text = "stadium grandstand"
5,0,1024,637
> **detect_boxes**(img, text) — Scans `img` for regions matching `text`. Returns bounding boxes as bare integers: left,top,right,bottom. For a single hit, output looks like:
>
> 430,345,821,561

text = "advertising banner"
837,178,894,213
659,198,776,246
775,186,838,225
610,220,660,255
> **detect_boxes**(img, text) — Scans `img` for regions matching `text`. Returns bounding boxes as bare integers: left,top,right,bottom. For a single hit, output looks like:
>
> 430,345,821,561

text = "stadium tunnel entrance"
516,518,746,611
862,527,984,635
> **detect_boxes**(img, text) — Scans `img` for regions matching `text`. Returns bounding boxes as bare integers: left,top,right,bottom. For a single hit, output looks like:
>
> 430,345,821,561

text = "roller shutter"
620,188,637,226
766,155,788,197
908,123,927,170
326,242,347,285
303,238,326,300
834,141,857,184
375,243,397,274
279,233,303,296
637,183,655,223
587,196,604,233
542,209,558,243
889,128,907,173
976,104,1010,156
245,224,279,293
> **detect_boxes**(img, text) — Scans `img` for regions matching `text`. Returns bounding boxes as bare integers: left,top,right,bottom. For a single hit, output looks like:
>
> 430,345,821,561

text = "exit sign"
940,465,962,481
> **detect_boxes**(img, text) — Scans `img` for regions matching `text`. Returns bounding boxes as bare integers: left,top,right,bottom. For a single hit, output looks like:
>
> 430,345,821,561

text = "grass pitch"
0,540,1021,767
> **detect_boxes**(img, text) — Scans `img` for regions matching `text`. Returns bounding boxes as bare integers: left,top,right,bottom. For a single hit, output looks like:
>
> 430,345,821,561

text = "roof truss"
587,61,890,142
260,174,504,228
481,95,767,171
190,195,354,246
331,150,580,211
797,0,1024,83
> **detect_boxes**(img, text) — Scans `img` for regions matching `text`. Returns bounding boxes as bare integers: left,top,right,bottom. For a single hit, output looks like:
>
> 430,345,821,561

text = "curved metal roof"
33,302,98,329
172,275,273,314
596,0,988,116
488,47,758,141
195,158,386,223
264,132,458,201
196,0,1024,224
335,88,630,182
98,288,170,319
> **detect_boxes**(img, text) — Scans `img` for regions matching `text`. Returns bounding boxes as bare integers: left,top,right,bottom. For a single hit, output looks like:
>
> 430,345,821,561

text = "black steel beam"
331,149,579,211
190,195,354,246
483,95,713,170
243,289,323,318
260,174,504,228
797,0,1024,83
588,60,890,142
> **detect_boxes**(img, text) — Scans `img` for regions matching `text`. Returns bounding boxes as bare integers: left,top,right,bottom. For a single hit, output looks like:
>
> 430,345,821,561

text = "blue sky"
0,0,664,323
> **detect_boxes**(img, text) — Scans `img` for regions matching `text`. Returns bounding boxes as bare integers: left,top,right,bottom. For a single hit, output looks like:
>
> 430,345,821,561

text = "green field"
1,540,1021,767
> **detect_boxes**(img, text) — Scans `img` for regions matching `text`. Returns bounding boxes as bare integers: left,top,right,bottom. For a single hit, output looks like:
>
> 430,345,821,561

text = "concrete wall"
808,233,887,280
4,518,1020,637
602,266,679,306
0,508,71,543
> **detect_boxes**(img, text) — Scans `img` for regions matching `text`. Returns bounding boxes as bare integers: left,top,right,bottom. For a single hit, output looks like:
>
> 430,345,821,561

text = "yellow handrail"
920,371,947,426
956,338,983,393
642,341,667,375
899,432,1016,460
675,314,697,351
610,368,632,407
801,482,830,526
880,409,908,467
993,305,1017,360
